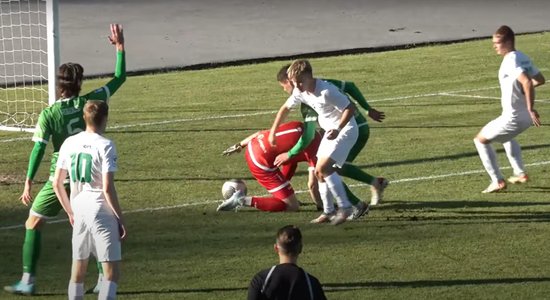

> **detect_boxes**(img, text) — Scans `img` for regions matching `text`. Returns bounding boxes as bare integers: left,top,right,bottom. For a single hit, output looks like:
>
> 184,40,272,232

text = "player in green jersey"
4,24,126,296
275,65,388,216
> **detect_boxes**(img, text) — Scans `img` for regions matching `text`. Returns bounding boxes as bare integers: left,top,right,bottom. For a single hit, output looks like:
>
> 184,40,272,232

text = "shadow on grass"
356,143,550,169
34,277,550,296
109,127,264,134
323,277,550,291
112,143,550,183
380,200,550,211
118,287,248,296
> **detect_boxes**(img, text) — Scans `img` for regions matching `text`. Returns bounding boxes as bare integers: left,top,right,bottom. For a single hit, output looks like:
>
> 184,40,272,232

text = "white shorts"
72,213,121,262
317,125,358,167
480,115,532,143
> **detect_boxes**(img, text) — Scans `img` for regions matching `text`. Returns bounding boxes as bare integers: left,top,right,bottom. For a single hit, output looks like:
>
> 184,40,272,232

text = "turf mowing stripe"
441,93,550,103
2,159,549,231
0,86,502,143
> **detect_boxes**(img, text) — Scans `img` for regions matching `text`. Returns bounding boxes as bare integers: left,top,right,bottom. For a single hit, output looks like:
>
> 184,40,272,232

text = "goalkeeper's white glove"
222,143,242,156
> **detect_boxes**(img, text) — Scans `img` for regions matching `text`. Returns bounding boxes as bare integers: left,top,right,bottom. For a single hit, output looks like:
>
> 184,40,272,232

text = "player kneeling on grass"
474,25,545,193
53,101,126,300
269,59,358,225
218,121,321,212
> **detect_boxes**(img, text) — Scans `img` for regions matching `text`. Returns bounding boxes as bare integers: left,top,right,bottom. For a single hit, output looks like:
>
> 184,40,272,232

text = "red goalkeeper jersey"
248,121,306,171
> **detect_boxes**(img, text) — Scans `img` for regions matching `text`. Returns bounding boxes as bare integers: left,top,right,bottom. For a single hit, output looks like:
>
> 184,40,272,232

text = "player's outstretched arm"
52,168,74,225
103,172,126,240
326,79,385,122
85,24,126,101
342,80,385,122
222,132,260,156
269,106,290,146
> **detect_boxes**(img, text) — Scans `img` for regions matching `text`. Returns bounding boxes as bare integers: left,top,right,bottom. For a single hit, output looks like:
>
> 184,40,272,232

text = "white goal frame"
0,0,59,132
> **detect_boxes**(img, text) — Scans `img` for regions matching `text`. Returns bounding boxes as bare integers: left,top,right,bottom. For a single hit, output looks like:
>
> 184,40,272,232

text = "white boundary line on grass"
0,86,501,143
2,159,549,231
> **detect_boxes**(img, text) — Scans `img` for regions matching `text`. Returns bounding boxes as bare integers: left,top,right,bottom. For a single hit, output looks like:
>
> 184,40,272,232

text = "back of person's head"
277,64,291,82
287,60,313,83
494,25,515,45
57,63,84,98
276,225,302,257
84,100,109,129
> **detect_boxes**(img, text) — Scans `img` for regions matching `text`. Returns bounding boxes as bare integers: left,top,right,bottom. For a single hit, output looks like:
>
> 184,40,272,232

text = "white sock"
68,282,84,300
503,139,525,176
324,173,352,209
474,139,503,183
243,196,252,206
21,272,34,284
318,182,334,214
99,280,118,300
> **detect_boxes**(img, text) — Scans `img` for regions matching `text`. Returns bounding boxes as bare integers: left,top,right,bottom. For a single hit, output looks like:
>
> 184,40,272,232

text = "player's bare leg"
307,168,323,210
68,259,89,300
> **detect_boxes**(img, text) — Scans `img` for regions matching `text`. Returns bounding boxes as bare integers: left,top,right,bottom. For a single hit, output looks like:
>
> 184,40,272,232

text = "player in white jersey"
474,25,545,193
53,101,126,300
269,59,358,225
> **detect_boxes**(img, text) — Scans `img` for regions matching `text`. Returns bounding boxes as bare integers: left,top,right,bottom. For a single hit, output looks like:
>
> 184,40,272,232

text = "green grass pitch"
1,33,550,299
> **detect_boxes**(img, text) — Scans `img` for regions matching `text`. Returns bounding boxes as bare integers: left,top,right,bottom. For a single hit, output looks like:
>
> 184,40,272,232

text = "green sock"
341,164,376,185
97,261,104,275
343,183,360,206
22,229,41,275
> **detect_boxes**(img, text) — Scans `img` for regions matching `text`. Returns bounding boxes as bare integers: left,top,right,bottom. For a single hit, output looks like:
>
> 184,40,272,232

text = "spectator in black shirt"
248,225,327,300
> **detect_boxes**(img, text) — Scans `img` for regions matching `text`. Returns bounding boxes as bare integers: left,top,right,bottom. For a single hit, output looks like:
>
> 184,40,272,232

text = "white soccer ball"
221,179,247,200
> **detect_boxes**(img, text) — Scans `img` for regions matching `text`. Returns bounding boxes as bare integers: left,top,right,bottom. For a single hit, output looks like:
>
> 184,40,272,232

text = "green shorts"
30,180,69,218
347,124,370,163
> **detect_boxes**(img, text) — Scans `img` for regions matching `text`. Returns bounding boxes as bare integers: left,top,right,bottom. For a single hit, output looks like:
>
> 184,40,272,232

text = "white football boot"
216,190,245,211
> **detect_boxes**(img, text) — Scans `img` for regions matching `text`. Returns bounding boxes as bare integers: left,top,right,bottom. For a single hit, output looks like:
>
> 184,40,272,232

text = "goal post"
0,0,59,132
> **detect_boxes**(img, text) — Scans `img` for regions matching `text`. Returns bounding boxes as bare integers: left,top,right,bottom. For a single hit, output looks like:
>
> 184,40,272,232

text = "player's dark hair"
84,100,109,128
57,63,84,98
277,64,291,82
495,25,515,45
276,225,302,257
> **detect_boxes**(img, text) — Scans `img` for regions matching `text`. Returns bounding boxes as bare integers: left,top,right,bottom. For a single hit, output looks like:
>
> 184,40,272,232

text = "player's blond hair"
84,100,109,128
287,59,313,82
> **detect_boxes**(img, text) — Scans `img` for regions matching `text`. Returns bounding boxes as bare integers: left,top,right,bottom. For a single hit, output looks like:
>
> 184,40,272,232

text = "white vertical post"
46,0,59,105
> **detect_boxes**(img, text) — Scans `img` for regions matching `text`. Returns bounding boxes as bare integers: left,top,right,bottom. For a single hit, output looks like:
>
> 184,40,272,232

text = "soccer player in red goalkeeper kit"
218,121,321,212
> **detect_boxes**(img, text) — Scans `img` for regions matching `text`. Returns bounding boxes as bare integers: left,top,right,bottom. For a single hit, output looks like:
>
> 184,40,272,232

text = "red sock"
251,197,287,212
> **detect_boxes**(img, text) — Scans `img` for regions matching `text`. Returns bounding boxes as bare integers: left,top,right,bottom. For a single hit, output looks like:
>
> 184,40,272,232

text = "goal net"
0,0,58,132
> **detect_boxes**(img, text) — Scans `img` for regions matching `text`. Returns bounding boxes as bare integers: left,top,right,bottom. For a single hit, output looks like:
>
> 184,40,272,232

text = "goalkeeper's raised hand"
108,24,124,51
222,144,242,156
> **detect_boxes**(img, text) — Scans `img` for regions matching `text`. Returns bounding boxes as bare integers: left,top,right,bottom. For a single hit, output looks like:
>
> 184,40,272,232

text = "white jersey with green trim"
57,131,118,215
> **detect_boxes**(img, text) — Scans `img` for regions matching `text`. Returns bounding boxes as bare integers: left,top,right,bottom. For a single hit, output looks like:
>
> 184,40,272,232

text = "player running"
474,25,545,193
269,60,359,225
218,121,321,212
4,24,126,296
276,64,388,211
53,100,125,300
